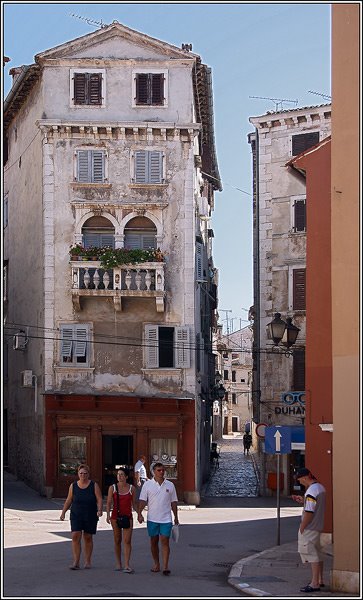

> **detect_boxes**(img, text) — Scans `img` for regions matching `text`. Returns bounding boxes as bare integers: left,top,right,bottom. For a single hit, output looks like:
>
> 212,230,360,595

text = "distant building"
248,104,331,496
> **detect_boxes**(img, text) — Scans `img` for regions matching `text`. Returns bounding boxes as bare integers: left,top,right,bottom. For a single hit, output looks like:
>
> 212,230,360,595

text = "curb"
228,548,273,597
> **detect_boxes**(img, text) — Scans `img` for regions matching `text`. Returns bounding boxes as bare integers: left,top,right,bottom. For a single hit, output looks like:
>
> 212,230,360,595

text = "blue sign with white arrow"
264,426,292,454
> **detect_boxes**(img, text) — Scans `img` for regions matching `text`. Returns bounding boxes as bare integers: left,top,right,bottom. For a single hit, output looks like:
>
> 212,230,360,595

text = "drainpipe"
252,126,265,495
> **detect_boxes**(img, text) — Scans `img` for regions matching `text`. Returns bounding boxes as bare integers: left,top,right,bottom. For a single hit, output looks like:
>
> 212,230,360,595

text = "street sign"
264,425,291,454
256,422,268,438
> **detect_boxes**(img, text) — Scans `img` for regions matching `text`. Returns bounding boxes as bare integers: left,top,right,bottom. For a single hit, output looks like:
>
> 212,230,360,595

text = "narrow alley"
204,434,259,497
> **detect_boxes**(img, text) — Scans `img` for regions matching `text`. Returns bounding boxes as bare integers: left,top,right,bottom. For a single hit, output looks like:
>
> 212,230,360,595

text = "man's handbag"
116,515,130,529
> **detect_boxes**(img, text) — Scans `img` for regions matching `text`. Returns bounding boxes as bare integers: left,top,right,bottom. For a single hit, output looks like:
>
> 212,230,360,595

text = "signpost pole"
276,452,281,545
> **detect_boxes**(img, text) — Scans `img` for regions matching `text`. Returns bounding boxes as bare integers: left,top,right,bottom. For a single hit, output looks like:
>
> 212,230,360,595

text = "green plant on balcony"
69,244,86,260
99,247,165,270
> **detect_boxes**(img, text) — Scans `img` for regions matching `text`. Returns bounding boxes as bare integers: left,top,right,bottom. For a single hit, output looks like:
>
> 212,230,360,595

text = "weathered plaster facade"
248,105,331,495
4,22,221,502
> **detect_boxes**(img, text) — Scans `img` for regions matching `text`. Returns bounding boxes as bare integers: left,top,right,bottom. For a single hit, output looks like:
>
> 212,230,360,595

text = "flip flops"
163,570,171,576
122,567,134,574
300,585,320,592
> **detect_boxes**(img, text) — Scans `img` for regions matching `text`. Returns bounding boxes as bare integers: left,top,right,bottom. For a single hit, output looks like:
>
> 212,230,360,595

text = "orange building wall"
331,4,360,589
293,140,332,533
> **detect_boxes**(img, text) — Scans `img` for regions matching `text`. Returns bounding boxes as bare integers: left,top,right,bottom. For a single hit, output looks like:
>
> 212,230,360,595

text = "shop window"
150,438,177,479
59,435,86,476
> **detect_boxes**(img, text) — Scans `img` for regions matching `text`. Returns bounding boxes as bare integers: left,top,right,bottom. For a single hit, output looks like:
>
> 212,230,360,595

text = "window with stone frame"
144,325,190,369
76,149,106,183
72,71,103,105
135,73,165,105
60,323,91,367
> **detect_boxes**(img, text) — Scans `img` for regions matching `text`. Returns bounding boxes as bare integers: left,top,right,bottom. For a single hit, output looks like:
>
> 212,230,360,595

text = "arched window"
124,216,157,249
82,216,115,248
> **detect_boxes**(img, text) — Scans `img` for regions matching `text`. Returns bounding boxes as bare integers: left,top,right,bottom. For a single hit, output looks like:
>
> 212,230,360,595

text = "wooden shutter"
293,348,305,391
135,151,147,183
196,242,204,281
175,327,191,368
61,327,74,358
294,199,306,232
136,74,149,105
142,234,156,249
151,74,164,105
293,268,306,310
145,325,159,368
75,326,88,358
149,151,162,183
74,73,87,104
89,73,102,105
77,150,90,182
100,234,114,248
92,151,104,182
292,132,319,156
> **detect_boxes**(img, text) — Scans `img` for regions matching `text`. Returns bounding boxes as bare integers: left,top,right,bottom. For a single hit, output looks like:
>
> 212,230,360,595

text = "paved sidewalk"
227,540,360,598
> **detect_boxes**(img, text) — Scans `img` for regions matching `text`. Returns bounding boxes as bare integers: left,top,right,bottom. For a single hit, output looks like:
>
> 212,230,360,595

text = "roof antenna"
307,90,332,100
70,13,107,29
249,96,298,112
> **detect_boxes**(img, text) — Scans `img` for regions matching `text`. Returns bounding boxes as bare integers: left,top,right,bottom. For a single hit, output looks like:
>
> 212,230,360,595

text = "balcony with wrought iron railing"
71,260,165,312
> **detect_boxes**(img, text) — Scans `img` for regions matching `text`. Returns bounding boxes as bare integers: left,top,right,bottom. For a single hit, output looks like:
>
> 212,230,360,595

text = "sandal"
122,567,134,574
163,569,171,576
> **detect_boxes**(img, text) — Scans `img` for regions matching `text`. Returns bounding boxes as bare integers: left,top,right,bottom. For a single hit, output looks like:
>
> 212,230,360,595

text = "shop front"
45,394,196,501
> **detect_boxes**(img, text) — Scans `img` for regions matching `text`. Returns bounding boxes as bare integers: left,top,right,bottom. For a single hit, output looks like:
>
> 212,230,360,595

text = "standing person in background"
60,464,103,570
133,454,148,499
243,432,252,455
137,462,179,576
291,467,327,593
106,468,137,573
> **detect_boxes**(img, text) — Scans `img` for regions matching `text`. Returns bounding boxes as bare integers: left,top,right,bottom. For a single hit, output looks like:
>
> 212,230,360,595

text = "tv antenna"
249,96,298,112
307,90,331,100
70,13,107,29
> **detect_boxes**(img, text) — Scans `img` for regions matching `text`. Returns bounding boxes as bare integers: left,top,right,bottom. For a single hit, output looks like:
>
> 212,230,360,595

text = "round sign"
256,422,268,438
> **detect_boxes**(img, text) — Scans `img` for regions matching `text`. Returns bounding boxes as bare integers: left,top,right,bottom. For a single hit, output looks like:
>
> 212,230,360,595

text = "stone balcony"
71,260,165,312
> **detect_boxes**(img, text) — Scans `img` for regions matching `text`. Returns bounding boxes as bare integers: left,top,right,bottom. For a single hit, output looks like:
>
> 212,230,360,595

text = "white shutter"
75,326,88,357
61,327,74,358
125,234,141,249
196,242,204,281
145,325,159,368
142,234,156,249
84,234,100,248
92,151,104,182
175,327,191,368
77,150,90,182
135,151,147,183
149,151,162,183
100,234,114,248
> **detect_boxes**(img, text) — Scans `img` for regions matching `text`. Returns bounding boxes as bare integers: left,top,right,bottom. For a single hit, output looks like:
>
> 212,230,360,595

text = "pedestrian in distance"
137,462,179,576
106,468,137,573
60,463,103,570
291,467,327,592
243,432,252,455
133,454,148,500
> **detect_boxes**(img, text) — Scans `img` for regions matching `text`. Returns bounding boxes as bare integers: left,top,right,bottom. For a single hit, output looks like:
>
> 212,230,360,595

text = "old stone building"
248,104,331,495
3,21,221,503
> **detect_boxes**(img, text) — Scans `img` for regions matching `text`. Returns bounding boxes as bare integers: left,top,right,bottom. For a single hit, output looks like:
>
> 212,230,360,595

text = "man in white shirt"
134,455,148,499
138,462,179,576
292,467,326,593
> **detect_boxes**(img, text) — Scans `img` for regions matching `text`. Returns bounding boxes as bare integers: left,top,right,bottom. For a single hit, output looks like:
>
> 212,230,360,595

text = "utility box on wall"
21,370,33,387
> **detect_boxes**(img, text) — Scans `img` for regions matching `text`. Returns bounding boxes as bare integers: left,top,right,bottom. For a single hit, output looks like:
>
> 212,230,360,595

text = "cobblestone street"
204,434,259,497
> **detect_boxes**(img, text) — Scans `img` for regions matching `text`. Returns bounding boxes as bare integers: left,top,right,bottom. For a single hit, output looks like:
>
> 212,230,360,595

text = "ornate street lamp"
267,313,287,345
281,317,300,349
267,313,300,356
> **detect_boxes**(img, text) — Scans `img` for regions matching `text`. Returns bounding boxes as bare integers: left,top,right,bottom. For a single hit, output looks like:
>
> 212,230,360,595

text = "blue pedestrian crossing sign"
264,426,292,454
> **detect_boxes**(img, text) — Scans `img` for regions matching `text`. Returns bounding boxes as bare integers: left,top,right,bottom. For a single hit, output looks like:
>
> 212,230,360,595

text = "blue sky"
3,2,331,332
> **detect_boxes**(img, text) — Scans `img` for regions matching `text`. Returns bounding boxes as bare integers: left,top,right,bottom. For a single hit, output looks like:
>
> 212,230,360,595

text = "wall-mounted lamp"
267,313,300,356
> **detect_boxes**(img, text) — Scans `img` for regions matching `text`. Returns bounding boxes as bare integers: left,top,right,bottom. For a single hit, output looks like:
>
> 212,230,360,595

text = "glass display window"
150,438,177,479
59,435,86,476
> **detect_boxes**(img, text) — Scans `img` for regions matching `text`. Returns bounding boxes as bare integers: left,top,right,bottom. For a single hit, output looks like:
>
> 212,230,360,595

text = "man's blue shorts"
147,520,173,538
